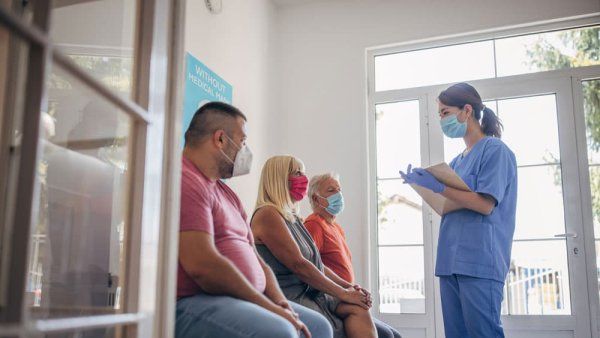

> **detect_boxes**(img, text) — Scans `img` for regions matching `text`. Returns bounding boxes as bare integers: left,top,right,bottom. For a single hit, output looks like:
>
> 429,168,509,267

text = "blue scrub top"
435,137,518,282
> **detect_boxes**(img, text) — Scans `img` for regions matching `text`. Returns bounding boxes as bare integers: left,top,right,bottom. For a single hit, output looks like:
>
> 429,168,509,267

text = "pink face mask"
289,175,308,202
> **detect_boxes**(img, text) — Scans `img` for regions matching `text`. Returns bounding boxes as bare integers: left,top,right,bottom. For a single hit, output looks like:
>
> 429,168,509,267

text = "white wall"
185,0,278,210
274,0,600,287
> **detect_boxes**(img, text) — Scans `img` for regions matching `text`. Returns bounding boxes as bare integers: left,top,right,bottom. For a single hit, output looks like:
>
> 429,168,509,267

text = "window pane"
496,26,600,78
377,179,423,245
26,64,132,319
375,41,495,91
582,79,600,309
514,165,566,240
584,80,600,237
581,80,600,164
375,26,599,92
379,247,425,314
67,55,134,95
596,241,600,303
443,101,498,163
499,95,560,166
502,240,571,315
590,166,600,237
50,0,137,95
583,80,600,165
376,100,420,179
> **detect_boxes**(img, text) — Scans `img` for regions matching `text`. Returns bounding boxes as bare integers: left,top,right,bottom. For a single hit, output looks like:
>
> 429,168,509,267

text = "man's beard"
218,145,235,179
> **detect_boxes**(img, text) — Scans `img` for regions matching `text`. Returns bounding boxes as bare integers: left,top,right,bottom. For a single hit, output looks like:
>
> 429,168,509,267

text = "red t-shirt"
177,157,266,298
304,213,355,283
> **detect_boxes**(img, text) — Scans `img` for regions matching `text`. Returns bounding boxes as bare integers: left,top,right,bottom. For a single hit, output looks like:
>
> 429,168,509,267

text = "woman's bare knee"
336,303,376,338
336,303,374,326
336,303,369,318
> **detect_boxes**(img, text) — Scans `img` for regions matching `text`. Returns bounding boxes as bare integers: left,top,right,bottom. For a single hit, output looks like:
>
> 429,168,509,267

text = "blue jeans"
439,275,505,338
176,294,333,338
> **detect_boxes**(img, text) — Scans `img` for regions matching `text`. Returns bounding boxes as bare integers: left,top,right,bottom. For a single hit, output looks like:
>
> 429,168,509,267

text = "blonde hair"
308,172,340,210
255,155,305,221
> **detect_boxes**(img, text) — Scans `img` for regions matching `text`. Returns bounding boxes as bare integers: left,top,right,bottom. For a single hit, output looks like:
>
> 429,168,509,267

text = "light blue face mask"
440,114,467,138
317,192,345,216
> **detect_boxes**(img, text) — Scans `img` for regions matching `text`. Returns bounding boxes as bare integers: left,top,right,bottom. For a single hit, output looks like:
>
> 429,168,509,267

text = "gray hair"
308,172,340,210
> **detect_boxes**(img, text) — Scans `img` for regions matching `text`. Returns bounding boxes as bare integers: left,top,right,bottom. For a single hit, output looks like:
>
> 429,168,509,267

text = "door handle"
554,233,578,238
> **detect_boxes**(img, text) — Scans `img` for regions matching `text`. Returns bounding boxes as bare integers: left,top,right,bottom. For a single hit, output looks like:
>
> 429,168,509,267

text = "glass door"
369,94,437,338
428,77,592,338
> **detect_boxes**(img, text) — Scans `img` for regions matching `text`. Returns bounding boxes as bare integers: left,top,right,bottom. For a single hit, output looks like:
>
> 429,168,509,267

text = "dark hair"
438,82,503,138
184,101,247,147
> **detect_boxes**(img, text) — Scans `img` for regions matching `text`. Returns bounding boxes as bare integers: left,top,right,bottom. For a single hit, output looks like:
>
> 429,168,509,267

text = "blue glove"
399,165,446,193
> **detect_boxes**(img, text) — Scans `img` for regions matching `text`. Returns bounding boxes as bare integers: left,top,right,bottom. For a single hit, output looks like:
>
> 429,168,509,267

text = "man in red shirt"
176,102,331,338
305,173,402,338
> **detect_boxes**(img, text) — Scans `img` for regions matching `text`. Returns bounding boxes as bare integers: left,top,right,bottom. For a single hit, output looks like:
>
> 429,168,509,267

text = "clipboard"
409,163,471,216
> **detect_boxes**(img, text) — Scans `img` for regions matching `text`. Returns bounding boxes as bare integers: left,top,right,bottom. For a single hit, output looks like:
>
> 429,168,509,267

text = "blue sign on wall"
182,52,233,146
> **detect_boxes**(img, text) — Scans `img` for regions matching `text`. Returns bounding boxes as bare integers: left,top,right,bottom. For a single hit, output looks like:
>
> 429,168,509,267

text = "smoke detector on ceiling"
205,0,222,14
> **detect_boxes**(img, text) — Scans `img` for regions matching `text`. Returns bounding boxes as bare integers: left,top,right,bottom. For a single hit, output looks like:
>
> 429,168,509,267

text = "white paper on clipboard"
409,163,471,216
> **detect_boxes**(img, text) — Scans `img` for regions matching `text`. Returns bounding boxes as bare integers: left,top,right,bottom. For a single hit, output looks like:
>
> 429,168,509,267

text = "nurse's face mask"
440,107,468,138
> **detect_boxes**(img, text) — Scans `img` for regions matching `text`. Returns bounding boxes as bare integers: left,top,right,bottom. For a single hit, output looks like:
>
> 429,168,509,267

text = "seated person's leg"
373,318,402,338
175,294,297,338
290,301,334,338
335,303,376,338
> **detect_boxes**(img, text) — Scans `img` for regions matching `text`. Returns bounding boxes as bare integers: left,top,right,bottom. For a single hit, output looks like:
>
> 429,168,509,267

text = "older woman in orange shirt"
305,173,402,338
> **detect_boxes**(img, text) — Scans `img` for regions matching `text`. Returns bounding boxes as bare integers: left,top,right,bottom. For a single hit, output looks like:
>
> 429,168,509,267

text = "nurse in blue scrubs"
400,83,517,338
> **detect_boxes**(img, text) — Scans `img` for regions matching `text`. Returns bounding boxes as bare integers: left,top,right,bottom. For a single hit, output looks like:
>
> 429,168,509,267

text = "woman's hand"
353,284,372,307
338,287,370,309
400,165,446,193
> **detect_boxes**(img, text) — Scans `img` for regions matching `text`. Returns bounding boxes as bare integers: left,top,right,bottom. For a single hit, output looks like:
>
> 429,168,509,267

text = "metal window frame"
367,13,600,59
0,0,184,336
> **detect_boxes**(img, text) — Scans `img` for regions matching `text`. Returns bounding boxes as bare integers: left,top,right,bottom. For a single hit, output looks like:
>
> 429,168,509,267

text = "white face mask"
220,134,253,177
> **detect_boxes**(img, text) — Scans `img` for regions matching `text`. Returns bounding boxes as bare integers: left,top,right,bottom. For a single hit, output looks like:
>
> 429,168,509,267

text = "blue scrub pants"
175,294,333,338
439,274,505,338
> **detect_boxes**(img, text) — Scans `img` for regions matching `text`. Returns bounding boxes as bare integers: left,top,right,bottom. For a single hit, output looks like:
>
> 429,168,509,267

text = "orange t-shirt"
304,213,355,283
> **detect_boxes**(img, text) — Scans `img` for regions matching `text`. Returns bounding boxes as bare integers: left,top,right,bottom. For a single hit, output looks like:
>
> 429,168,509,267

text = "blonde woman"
251,155,376,338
